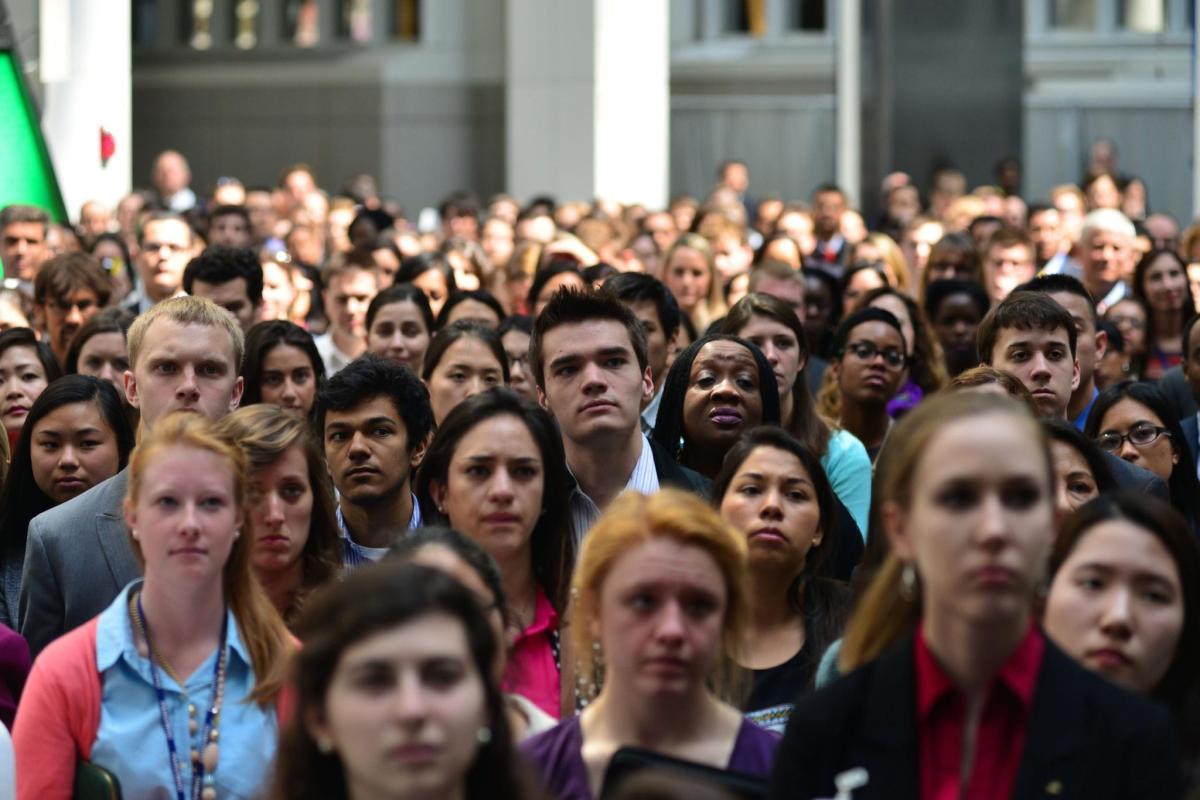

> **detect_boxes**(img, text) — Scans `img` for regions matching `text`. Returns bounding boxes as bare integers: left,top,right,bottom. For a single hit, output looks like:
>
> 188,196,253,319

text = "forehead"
0,344,40,366
139,446,234,491
138,319,237,365
735,445,809,480
602,538,726,594
756,277,803,303
848,320,903,344
194,277,249,301
326,393,402,426
3,221,46,240
81,332,126,354
994,324,1070,350
740,314,795,339
544,319,634,354
455,413,539,454
1047,292,1093,329
143,218,191,242
1101,397,1162,426
374,301,425,325
692,340,756,371
917,414,1047,484
331,268,378,292
263,343,311,368
441,336,502,366
1145,253,1182,274
32,399,105,431
937,293,982,317
1065,521,1178,581
340,612,474,665
869,295,910,323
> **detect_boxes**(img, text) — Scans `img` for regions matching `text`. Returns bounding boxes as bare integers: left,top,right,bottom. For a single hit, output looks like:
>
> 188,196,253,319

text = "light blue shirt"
90,582,277,800
337,491,422,567
821,428,872,540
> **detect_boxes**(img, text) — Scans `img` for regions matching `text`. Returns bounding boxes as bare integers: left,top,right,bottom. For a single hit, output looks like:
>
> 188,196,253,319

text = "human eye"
1001,481,1042,510
737,482,762,496
775,336,794,350
199,362,224,377
604,355,628,368
38,440,59,452
736,373,757,390
1048,348,1066,361
80,438,103,450
401,324,422,337
694,372,716,389
423,659,466,690
935,483,977,510
683,594,717,617
514,464,540,479
21,371,41,382
263,372,284,387
465,463,490,478
351,664,394,693
1067,479,1096,496
1075,571,1105,592
1008,349,1028,362
448,370,466,382
484,372,502,386
281,482,307,501
84,356,103,371
201,495,228,510
156,494,179,508
154,361,177,375
328,430,349,444
788,488,811,503
627,591,657,612
372,425,394,438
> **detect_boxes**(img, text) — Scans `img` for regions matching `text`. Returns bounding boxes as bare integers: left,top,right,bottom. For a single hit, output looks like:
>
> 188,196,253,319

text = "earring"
900,563,917,601
476,726,492,744
233,528,241,540
315,736,334,754
130,529,138,540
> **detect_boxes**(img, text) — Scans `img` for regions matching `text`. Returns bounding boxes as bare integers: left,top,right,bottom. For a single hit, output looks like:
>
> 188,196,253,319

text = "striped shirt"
568,433,659,545
337,492,422,567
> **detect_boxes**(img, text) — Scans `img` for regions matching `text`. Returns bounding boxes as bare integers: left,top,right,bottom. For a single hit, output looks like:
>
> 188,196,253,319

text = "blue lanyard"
138,592,229,800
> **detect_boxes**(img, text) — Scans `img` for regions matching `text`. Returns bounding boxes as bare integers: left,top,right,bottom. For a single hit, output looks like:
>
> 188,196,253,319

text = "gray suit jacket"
18,468,141,657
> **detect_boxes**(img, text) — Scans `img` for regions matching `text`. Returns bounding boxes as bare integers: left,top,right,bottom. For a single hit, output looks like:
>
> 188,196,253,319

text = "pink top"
11,618,102,800
502,588,560,719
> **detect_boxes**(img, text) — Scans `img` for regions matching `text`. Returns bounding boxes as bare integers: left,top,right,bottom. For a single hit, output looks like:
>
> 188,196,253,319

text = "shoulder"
730,719,782,777
31,618,99,677
1038,641,1172,731
520,716,585,794
27,472,126,542
648,439,713,498
824,429,869,464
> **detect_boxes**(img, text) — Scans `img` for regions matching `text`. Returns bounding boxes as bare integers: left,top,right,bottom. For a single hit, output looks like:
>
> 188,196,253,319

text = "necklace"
130,590,229,800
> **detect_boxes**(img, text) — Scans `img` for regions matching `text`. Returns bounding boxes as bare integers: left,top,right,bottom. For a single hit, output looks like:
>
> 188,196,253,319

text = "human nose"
465,375,487,399
1028,351,1051,379
487,469,515,503
654,601,686,644
65,304,84,325
392,672,429,722
58,443,80,470
975,493,1012,550
261,490,286,525
1118,436,1140,462
176,366,200,398
347,431,371,459
759,486,784,520
1099,586,1134,639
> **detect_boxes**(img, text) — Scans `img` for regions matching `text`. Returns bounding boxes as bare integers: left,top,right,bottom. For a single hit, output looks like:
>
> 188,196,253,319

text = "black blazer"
648,437,712,498
768,633,1182,800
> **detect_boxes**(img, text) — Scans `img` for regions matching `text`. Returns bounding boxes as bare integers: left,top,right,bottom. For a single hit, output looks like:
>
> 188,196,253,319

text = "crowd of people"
0,143,1197,799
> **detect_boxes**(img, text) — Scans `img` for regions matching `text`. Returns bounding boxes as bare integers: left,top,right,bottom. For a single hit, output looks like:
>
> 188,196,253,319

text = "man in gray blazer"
19,295,245,655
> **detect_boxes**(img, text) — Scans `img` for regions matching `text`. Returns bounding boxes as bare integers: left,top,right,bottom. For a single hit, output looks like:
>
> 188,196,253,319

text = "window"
284,0,320,47
392,0,421,41
233,0,260,49
184,0,214,49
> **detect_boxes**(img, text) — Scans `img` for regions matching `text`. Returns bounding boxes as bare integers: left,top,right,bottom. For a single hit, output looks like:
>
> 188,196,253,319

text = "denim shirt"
90,582,278,800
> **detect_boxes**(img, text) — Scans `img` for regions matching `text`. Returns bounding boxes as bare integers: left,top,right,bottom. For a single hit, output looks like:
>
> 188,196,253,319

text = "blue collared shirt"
90,581,277,800
1071,387,1099,432
337,492,422,567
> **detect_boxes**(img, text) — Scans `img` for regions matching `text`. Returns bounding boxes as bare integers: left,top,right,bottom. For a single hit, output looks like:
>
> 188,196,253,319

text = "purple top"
522,714,780,800
0,623,31,729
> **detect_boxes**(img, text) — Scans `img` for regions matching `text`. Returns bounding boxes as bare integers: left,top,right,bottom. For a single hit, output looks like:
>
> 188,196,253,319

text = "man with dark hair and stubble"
978,290,1166,497
1,205,51,282
183,246,264,333
32,252,111,367
530,288,708,545
316,354,433,566
603,273,680,431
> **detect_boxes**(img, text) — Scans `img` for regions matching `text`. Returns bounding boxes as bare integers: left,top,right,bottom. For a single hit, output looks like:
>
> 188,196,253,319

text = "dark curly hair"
316,353,433,455
182,245,264,304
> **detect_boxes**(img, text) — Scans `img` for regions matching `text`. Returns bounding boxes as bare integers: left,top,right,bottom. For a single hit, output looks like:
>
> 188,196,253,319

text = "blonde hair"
126,295,245,371
126,412,293,705
860,232,912,295
571,489,750,705
838,391,1050,671
663,233,728,331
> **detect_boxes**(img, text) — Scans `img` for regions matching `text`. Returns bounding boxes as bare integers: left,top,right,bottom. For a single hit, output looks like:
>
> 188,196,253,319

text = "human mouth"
55,476,86,493
4,404,28,419
257,534,292,552
971,564,1018,587
709,407,743,427
581,399,617,414
1086,647,1133,671
345,466,379,480
482,512,521,525
389,743,441,764
749,526,788,545
644,656,688,674
171,546,208,558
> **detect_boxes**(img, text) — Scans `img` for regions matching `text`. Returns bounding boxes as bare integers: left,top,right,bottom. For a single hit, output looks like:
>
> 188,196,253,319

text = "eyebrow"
737,471,813,487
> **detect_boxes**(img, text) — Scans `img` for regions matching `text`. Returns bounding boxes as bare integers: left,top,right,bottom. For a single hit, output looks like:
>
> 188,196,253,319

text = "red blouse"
914,623,1044,800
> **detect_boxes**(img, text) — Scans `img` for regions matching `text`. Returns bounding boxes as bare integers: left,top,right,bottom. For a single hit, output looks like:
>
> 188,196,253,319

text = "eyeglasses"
1095,423,1171,453
1108,314,1146,331
841,340,907,369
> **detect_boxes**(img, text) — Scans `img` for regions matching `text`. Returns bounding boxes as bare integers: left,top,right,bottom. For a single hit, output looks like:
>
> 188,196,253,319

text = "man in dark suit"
1178,314,1200,475
810,183,851,274
19,295,245,655
529,288,709,546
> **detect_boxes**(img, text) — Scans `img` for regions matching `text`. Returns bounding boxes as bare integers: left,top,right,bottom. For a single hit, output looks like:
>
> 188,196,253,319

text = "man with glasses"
123,212,197,314
829,307,909,461
32,252,111,367
978,290,1166,497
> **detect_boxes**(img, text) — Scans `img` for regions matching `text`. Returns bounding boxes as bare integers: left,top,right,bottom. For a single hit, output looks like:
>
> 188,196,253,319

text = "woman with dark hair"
0,376,133,628
816,308,910,461
722,294,871,536
713,427,850,733
272,561,537,800
1041,418,1117,519
64,307,134,403
1132,249,1195,380
397,252,458,318
839,261,888,312
497,315,535,403
1044,493,1200,788
802,267,842,362
1085,380,1200,529
924,278,990,377
770,392,1183,800
650,334,781,479
753,233,804,268
437,289,506,331
0,328,61,449
365,283,434,376
861,286,948,416
414,389,573,718
422,320,509,426
215,404,342,625
388,526,557,740
1105,296,1148,379
442,235,493,291
527,261,586,317
242,320,327,417
919,230,981,300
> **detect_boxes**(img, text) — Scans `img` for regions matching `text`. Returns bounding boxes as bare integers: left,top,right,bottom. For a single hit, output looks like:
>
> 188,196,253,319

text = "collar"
915,621,1044,721
641,385,665,429
515,586,559,641
97,581,252,675
336,491,421,541
1070,387,1099,432
566,432,656,498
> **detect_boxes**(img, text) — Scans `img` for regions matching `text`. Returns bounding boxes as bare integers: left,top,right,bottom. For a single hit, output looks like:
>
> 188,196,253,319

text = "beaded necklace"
130,590,229,800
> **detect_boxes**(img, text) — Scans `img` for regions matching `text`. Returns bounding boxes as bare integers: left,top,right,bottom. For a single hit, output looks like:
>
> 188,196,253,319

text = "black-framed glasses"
1095,423,1171,453
841,340,907,369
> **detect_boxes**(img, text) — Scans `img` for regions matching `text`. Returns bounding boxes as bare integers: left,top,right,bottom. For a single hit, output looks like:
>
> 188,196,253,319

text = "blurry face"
866,295,914,355
983,244,1035,303
1106,299,1147,355
682,341,764,459
0,344,49,433
1045,521,1184,694
443,299,501,331
368,301,431,377
663,248,710,314
431,415,543,567
843,269,886,311
426,338,505,426
1049,291,1102,392
719,446,822,578
776,213,815,256
209,214,251,248
137,219,194,302
803,274,834,333
412,270,451,319
1094,398,1178,482
260,260,296,321
1087,175,1122,210
712,235,751,282
932,293,983,361
888,414,1054,625
125,445,240,586
124,319,243,428
1050,440,1100,518
813,191,846,237
192,277,257,333
500,329,535,402
481,219,515,268
1080,229,1129,294
753,277,805,322
644,212,677,253
260,344,317,416
77,332,130,402
763,238,802,268
248,443,312,576
924,251,975,284
738,315,804,399
988,326,1079,418
30,400,121,504
832,321,907,407
1142,254,1189,314
592,539,727,699
625,300,669,387
533,271,587,316
324,268,379,340
1029,209,1063,263
312,614,489,800
38,288,100,360
2,222,49,281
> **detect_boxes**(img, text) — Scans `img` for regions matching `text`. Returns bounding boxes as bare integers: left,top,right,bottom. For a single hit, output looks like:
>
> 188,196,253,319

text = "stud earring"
316,736,334,754
476,726,492,744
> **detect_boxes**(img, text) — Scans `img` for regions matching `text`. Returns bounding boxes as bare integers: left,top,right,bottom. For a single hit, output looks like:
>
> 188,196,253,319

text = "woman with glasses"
819,308,909,462
1085,381,1200,530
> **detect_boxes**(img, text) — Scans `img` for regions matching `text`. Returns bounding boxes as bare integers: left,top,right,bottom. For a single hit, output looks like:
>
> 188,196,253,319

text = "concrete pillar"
506,0,668,208
41,0,131,216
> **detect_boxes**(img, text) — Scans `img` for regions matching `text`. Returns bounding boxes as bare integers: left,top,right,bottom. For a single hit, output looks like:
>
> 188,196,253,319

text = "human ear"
881,500,914,562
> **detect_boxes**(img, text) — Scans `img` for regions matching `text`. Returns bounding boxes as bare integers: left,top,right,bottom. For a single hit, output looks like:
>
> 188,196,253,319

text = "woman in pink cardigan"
12,413,295,800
